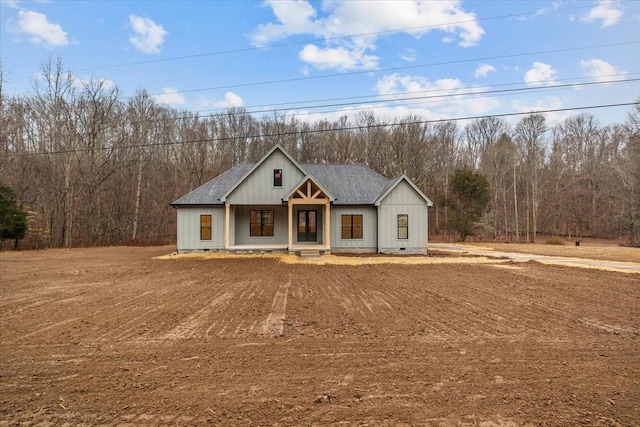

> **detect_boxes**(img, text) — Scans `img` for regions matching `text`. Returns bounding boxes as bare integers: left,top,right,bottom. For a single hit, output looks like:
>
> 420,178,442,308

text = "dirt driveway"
430,243,640,274
1,246,638,426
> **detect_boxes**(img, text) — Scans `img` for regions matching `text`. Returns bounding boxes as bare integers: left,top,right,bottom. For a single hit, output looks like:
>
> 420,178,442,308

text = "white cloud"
374,73,501,118
128,14,168,54
220,92,244,108
511,96,570,124
198,92,244,109
474,63,496,78
153,87,185,106
580,0,622,27
524,62,557,86
518,1,560,21
580,58,627,83
300,43,379,71
12,10,68,48
251,0,484,71
400,48,416,63
251,0,322,46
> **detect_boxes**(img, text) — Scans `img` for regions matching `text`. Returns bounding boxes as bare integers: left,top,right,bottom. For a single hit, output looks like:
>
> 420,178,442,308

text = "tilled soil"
0,246,638,426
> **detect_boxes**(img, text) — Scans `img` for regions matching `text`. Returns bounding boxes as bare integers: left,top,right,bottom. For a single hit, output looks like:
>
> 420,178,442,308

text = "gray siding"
234,205,288,245
378,180,428,254
176,206,225,252
226,150,305,205
330,206,377,252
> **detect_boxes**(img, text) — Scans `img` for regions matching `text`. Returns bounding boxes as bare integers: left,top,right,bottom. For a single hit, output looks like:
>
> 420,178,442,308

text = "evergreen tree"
0,181,28,249
446,169,491,241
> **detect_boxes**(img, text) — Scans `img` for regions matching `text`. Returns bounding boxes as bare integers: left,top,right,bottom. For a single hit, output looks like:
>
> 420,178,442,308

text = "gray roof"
301,163,389,205
171,160,420,206
171,163,252,205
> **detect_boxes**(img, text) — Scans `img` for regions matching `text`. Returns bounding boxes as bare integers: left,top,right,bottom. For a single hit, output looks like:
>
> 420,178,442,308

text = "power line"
140,41,640,98
205,76,640,118
118,75,640,125
13,71,639,129
70,1,605,74
3,101,637,158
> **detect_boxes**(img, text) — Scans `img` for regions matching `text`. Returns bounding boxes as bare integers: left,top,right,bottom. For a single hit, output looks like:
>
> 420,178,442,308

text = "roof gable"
284,174,335,202
374,174,434,207
220,144,306,202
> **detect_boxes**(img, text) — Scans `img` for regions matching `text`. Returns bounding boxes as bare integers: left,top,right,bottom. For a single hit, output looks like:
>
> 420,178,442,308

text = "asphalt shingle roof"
171,163,253,205
301,163,389,205
171,161,400,206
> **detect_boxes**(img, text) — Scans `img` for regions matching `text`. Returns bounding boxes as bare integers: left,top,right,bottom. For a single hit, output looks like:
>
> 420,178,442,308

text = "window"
341,214,363,239
200,215,212,240
250,210,274,236
273,169,283,187
397,214,408,239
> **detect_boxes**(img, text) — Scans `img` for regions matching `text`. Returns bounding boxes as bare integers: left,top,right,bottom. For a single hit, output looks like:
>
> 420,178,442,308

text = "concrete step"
299,249,321,258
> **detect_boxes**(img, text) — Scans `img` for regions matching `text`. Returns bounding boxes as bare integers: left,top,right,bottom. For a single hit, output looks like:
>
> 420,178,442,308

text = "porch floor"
227,243,329,254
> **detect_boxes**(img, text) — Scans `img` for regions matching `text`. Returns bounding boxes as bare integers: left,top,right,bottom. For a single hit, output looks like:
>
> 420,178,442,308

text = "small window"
200,215,212,240
398,214,408,239
273,169,283,187
341,214,363,239
250,210,274,236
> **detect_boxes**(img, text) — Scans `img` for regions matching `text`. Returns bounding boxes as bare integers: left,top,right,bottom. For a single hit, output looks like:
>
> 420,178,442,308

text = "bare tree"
514,113,547,242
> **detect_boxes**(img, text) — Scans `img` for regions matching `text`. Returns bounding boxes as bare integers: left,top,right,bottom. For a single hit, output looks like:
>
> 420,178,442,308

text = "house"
170,144,433,254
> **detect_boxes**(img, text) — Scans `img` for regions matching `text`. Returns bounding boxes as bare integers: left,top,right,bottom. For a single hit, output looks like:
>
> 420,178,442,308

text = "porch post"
287,202,293,250
225,203,230,249
324,202,330,250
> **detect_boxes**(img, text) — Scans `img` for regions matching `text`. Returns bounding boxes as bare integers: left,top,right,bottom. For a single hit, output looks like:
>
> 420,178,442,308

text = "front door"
297,210,317,242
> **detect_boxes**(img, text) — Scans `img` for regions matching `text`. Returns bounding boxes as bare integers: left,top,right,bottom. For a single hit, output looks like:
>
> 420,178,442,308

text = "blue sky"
1,0,638,126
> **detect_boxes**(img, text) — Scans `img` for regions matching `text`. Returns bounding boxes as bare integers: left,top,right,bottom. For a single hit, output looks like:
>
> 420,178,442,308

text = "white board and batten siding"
377,180,429,254
330,206,377,253
176,206,225,253
225,150,305,205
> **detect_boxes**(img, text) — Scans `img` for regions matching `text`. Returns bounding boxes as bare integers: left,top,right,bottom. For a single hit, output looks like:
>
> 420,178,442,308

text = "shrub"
545,236,565,245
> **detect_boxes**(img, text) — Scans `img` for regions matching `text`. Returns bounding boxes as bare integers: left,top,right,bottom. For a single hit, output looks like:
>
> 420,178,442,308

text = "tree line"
1,59,639,248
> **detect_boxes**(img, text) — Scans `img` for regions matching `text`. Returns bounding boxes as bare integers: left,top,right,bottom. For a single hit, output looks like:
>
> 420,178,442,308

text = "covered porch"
285,176,333,254
222,176,334,254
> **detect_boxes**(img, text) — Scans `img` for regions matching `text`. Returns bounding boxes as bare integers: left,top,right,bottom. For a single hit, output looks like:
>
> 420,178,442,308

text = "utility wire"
70,1,613,73
90,75,640,126
141,41,640,98
3,101,637,158
190,73,640,115
203,76,640,118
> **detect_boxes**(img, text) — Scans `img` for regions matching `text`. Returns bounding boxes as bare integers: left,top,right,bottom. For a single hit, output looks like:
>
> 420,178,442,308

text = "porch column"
324,202,330,250
225,203,230,249
287,202,293,250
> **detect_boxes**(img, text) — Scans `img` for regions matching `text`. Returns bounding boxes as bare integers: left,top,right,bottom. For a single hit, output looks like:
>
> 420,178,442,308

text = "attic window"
274,169,282,187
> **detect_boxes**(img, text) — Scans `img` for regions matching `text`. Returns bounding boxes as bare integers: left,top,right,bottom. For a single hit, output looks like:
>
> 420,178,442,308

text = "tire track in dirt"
3,318,79,344
163,290,234,340
261,274,292,337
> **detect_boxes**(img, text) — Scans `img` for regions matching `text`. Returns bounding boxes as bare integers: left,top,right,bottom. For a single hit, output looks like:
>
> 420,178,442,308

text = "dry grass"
157,251,503,266
545,236,565,245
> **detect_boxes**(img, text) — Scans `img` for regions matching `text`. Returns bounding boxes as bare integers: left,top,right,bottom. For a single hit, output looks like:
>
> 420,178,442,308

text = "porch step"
299,249,321,258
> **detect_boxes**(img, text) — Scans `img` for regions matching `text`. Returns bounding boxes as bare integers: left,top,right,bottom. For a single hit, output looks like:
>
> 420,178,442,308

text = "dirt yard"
0,246,638,426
